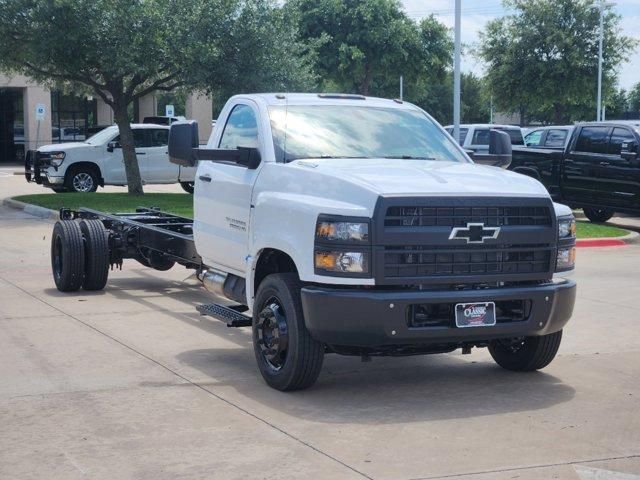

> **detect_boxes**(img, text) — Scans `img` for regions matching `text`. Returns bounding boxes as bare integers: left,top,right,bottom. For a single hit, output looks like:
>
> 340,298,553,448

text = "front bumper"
25,151,63,186
301,279,576,347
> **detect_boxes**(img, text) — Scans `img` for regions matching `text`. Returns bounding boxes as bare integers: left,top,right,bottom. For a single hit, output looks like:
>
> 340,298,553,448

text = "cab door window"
219,104,259,150
525,129,543,146
608,127,635,156
575,126,610,154
544,129,568,148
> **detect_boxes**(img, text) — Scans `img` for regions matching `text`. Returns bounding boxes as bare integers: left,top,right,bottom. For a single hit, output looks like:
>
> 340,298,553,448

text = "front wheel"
65,166,99,193
252,273,324,391
583,207,614,223
180,181,194,194
489,330,562,371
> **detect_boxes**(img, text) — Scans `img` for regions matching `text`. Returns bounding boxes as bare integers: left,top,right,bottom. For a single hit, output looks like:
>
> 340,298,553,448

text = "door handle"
199,175,212,182
136,152,146,155
599,161,610,166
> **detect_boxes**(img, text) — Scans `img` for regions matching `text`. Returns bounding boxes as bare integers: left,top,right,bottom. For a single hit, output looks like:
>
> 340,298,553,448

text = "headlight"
49,151,66,167
315,251,369,274
316,219,369,243
558,217,576,238
556,247,576,271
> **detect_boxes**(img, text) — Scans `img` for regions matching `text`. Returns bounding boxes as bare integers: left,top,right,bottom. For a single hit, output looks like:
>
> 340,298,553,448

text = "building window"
51,91,97,143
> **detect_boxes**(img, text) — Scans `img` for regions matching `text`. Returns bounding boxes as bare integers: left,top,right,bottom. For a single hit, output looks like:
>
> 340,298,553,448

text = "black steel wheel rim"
256,297,289,371
53,235,63,280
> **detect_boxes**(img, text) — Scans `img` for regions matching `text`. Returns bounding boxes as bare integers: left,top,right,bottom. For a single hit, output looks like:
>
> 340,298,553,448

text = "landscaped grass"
13,193,631,239
575,220,628,239
14,193,194,218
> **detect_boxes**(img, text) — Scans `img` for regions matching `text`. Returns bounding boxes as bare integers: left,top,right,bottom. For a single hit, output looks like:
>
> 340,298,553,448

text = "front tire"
489,330,562,371
252,273,324,391
583,207,614,223
180,181,194,194
65,166,99,193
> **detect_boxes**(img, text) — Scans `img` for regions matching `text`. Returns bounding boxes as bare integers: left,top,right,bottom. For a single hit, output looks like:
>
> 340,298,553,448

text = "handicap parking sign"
35,104,46,121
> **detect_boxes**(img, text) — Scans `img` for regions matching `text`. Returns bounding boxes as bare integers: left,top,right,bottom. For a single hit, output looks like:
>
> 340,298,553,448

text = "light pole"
596,0,604,121
453,0,461,142
597,1,615,121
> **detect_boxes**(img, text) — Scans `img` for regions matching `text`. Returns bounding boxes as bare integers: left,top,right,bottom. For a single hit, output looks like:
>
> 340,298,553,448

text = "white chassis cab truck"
49,93,577,391
25,124,197,193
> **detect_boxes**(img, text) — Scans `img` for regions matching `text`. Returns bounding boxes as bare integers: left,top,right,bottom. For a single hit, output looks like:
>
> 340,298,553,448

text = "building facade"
0,74,212,163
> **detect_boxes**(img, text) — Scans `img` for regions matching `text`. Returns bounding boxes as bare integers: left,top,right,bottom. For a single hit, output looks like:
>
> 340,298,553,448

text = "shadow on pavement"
177,347,576,424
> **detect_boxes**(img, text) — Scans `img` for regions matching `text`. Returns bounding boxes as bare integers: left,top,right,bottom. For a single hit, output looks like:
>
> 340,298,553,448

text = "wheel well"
254,249,298,293
65,162,103,186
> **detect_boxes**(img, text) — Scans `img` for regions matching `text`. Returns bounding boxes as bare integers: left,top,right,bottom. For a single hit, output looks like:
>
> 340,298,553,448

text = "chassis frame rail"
60,207,202,269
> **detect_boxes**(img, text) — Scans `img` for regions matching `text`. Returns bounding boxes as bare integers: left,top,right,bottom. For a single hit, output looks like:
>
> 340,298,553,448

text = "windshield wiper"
383,155,436,160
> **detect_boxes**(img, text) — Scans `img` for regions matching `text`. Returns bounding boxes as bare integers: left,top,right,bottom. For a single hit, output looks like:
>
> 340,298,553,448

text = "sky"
401,0,640,91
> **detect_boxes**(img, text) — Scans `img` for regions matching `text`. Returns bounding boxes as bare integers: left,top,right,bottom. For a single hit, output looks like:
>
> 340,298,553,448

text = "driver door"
194,102,263,275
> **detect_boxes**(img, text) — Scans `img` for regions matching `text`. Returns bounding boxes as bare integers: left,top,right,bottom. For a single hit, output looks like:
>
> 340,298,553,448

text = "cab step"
196,303,252,327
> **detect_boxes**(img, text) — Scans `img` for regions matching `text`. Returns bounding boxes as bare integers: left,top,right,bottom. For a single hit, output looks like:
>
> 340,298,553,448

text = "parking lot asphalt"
1,169,639,480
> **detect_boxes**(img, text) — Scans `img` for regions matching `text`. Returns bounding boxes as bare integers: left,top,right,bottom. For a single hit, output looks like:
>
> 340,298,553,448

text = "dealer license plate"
455,302,496,328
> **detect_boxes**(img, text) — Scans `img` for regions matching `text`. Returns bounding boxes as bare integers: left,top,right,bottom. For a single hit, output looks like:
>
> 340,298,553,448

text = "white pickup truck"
25,123,196,193
50,93,576,391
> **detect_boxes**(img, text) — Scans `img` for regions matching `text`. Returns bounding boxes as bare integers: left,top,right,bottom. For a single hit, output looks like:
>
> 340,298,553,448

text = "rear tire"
489,330,562,371
583,207,614,223
180,181,194,194
79,220,110,291
252,273,324,391
51,221,85,292
65,165,99,193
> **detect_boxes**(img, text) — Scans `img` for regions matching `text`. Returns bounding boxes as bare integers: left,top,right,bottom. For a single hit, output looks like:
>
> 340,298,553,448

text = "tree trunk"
553,103,565,125
113,97,144,195
359,63,372,96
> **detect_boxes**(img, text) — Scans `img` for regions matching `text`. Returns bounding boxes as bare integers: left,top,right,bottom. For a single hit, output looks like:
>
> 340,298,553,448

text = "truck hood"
293,158,549,197
38,142,90,153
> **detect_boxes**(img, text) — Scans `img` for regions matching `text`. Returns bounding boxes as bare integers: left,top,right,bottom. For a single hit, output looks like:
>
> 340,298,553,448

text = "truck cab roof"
228,92,419,110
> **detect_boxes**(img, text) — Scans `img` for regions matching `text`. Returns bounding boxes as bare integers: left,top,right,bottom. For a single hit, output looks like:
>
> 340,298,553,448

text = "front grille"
373,197,557,285
407,300,531,328
385,206,552,228
384,244,552,278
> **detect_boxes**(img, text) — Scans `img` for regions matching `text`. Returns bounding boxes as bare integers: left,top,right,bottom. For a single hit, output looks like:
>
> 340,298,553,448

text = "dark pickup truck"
510,121,640,223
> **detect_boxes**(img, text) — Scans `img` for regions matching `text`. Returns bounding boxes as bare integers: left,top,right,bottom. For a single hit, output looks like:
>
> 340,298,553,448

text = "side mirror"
468,129,512,168
236,147,261,169
621,140,638,161
107,141,120,153
169,121,199,167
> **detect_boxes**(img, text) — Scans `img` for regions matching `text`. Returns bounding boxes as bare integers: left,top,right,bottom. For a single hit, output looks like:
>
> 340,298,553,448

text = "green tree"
479,0,637,124
289,0,444,97
604,88,628,119
629,82,640,112
0,0,313,194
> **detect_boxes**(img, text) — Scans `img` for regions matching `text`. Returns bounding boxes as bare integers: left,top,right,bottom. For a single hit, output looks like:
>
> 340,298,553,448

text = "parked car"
143,115,187,125
25,123,196,193
50,93,576,391
52,127,86,142
524,126,574,149
510,121,640,222
444,124,525,153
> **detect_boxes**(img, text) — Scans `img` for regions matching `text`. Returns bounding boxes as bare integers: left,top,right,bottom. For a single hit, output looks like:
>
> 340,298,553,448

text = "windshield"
269,105,467,163
85,126,118,145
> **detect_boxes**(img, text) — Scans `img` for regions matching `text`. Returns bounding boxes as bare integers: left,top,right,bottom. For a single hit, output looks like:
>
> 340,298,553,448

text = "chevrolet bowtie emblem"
449,223,500,244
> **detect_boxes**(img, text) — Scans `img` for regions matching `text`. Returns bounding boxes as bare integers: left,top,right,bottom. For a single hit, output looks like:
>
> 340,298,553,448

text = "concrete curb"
576,230,638,248
3,198,58,220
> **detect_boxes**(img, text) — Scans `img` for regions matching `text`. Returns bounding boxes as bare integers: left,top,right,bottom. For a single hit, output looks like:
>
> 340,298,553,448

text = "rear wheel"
489,330,562,371
583,207,614,223
51,220,85,292
180,181,194,194
65,166,99,193
252,273,324,391
79,220,110,291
